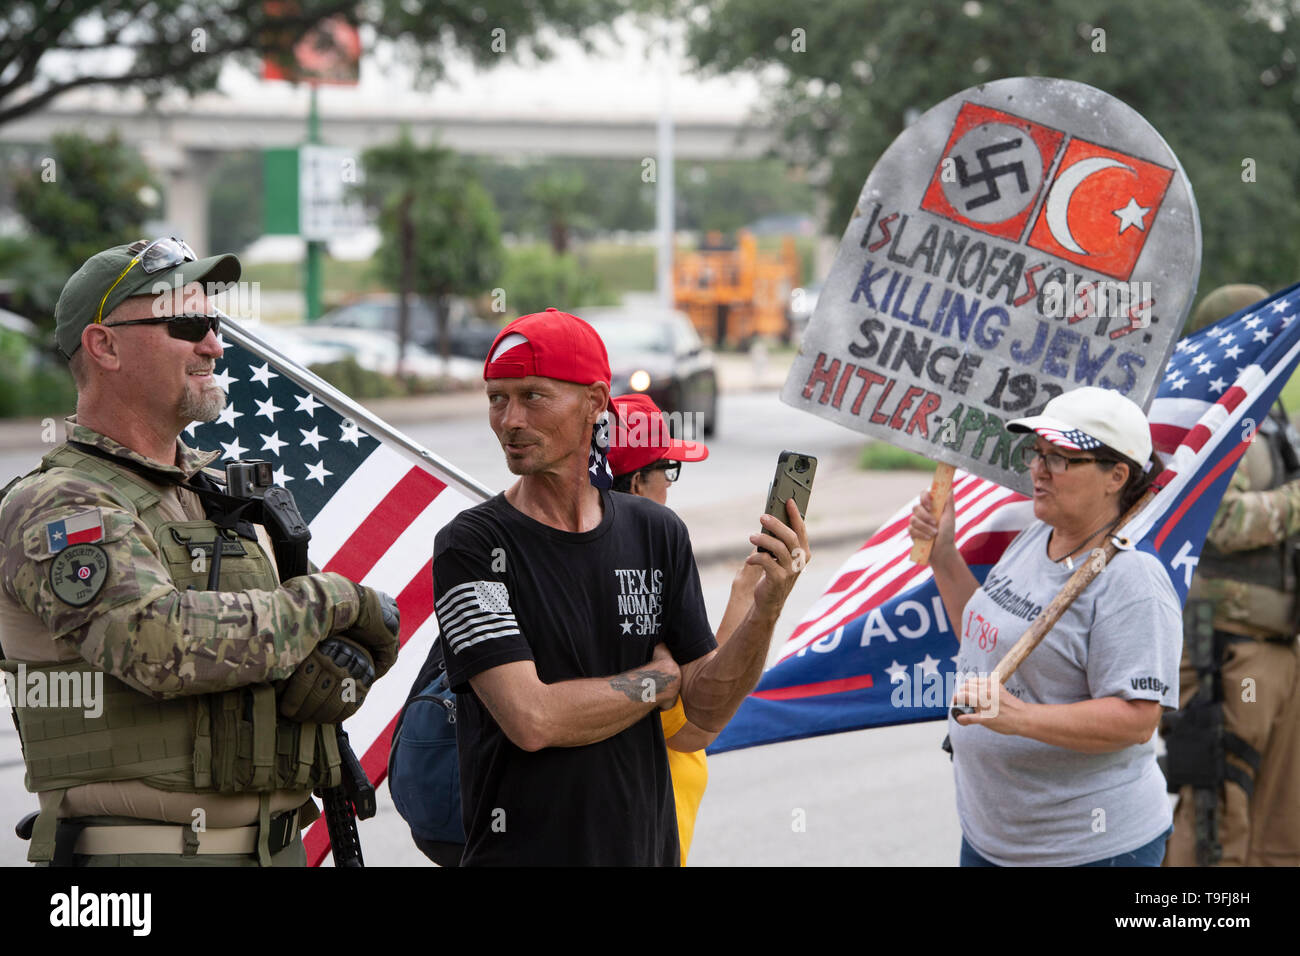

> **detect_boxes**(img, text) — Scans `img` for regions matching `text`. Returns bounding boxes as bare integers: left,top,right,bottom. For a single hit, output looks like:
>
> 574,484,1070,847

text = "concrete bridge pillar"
140,142,219,257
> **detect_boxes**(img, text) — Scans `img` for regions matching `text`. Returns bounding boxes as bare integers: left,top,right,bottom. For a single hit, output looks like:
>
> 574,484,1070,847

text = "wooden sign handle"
950,486,1158,717
909,462,956,565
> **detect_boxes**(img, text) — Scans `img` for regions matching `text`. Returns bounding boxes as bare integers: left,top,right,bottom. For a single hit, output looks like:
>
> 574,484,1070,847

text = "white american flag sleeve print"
435,580,522,654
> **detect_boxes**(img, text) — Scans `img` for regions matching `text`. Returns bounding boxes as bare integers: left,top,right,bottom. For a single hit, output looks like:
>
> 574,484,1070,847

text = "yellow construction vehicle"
673,231,802,347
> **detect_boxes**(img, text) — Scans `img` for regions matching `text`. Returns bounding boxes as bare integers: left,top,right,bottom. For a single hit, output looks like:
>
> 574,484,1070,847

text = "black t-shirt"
432,489,717,866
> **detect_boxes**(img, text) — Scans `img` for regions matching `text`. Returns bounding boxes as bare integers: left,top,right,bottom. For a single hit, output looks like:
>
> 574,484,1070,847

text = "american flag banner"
710,281,1300,754
190,317,491,865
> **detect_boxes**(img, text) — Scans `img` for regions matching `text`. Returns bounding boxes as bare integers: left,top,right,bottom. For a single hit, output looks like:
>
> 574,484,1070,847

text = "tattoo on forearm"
610,668,677,703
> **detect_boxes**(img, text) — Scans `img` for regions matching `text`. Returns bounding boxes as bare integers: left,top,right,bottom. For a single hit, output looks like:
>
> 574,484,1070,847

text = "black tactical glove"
279,588,400,724
345,586,400,678
278,637,376,724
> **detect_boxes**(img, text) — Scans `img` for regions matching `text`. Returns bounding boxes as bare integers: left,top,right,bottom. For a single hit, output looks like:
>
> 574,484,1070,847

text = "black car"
585,308,718,439
316,296,501,361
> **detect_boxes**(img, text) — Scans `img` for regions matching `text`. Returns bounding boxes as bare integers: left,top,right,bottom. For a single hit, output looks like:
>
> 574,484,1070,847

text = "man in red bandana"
432,308,810,865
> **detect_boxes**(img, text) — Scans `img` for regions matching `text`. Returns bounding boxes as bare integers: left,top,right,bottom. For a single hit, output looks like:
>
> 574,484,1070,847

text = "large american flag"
710,282,1300,753
190,318,491,865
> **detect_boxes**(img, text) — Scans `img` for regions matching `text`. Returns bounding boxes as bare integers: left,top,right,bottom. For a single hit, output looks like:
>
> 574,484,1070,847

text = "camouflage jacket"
0,420,362,698
1189,423,1300,637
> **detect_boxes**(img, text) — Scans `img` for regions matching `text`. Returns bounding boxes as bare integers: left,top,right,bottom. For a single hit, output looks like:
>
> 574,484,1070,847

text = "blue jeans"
960,826,1174,867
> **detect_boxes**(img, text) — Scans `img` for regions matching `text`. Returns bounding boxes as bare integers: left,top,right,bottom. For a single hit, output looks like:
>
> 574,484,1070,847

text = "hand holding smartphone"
759,451,817,554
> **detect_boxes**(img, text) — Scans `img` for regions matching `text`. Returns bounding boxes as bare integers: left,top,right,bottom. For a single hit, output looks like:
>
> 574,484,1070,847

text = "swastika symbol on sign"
953,138,1030,211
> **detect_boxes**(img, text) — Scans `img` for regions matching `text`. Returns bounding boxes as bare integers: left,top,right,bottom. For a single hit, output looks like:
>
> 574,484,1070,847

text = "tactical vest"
1,444,341,861
1190,404,1300,635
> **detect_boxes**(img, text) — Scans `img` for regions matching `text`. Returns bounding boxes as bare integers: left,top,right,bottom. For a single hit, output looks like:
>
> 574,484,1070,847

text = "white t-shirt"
948,521,1182,866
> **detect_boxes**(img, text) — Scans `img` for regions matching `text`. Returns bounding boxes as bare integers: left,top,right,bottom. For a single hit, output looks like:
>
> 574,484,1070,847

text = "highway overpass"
0,93,777,255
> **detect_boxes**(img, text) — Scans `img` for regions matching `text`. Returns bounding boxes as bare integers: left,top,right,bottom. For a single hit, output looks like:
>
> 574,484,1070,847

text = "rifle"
227,461,376,868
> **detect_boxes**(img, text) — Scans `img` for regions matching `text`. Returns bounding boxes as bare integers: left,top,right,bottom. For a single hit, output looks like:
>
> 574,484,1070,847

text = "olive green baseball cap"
54,239,241,358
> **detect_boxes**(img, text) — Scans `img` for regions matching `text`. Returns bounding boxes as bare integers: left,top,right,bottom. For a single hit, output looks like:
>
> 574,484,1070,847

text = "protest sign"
784,77,1201,493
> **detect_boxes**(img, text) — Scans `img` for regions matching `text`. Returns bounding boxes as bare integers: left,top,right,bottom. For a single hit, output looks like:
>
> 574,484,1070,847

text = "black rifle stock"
255,482,374,868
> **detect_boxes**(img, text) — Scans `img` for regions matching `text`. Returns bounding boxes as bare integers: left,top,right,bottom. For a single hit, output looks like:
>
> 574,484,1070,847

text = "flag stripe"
1150,422,1190,452
323,468,445,581
781,483,1026,661
753,674,875,700
793,476,1007,630
359,492,470,600
1153,428,1251,550
397,559,436,643
306,445,416,565
818,474,1005,597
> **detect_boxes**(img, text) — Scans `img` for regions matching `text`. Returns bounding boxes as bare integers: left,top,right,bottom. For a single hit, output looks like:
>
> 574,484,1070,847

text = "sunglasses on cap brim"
102,312,220,342
94,237,199,326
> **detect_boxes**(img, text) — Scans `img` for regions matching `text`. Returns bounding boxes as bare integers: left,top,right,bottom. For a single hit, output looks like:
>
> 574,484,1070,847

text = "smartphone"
760,451,817,550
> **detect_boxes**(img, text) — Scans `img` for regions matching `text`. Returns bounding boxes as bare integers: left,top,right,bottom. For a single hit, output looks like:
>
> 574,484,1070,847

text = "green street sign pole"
305,83,323,322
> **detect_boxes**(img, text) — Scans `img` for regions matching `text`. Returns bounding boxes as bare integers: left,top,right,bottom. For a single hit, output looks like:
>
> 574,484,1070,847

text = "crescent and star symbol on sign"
1043,156,1135,254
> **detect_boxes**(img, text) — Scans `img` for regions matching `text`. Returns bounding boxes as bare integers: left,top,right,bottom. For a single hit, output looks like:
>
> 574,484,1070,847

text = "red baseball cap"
608,393,710,476
484,307,611,386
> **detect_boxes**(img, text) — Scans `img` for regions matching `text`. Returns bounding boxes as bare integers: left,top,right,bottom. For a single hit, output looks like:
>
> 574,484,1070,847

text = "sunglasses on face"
642,461,681,482
102,312,221,342
95,237,198,325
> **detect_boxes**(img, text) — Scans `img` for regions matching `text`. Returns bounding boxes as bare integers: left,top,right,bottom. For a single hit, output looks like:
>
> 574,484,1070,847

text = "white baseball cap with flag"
1007,386,1153,465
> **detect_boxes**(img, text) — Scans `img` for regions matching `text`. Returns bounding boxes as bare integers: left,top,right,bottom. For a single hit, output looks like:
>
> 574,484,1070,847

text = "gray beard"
180,384,226,424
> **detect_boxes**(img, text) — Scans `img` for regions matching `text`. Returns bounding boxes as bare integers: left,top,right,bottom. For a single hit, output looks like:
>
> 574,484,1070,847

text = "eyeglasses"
643,461,681,482
1018,446,1112,474
95,237,198,325
102,312,221,342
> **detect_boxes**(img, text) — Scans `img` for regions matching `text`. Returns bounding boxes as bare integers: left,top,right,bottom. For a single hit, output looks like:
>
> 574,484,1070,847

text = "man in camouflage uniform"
0,239,400,866
1163,284,1300,866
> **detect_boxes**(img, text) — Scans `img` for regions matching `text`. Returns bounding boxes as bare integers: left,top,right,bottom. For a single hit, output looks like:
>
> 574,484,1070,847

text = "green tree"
3,131,158,325
470,157,656,239
500,245,615,316
468,155,815,239
675,159,815,232
527,169,591,255
361,133,503,368
0,233,66,321
685,0,1300,294
0,0,627,127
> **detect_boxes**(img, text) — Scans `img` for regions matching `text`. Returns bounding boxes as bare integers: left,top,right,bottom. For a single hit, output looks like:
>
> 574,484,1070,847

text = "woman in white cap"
609,392,761,865
909,385,1182,866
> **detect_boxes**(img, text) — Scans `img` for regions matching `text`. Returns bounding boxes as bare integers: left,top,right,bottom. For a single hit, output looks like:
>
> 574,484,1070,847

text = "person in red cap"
609,392,762,865
608,392,710,503
430,308,810,866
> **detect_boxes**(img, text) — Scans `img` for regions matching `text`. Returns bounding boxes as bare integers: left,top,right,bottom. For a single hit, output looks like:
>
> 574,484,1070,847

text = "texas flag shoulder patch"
46,508,104,553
